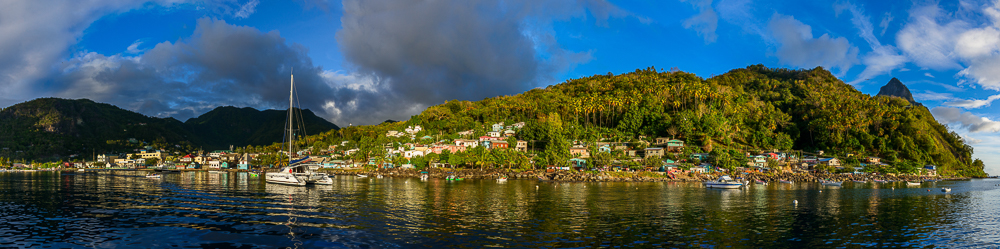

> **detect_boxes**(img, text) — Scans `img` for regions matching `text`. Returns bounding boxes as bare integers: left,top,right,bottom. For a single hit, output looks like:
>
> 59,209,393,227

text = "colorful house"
665,139,684,152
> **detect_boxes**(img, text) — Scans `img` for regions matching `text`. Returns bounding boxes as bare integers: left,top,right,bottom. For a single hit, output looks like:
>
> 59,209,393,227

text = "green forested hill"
323,65,984,177
0,98,201,160
0,98,340,161
185,106,339,149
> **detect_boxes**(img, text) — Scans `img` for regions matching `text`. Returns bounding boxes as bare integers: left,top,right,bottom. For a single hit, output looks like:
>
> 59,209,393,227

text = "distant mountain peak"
876,77,922,106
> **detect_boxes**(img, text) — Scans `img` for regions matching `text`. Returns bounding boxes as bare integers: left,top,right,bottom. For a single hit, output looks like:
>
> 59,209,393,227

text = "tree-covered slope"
325,65,984,177
185,106,340,149
0,98,201,160
0,98,341,160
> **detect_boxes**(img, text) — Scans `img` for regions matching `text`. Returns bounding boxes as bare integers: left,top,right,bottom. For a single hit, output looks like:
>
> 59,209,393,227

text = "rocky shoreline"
319,168,960,183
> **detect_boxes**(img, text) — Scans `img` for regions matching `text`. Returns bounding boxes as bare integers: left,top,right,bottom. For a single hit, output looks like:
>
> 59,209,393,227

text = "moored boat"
145,173,161,178
941,188,951,192
779,180,793,184
264,71,333,187
907,182,921,186
821,180,843,186
705,175,744,189
357,174,368,178
497,176,508,182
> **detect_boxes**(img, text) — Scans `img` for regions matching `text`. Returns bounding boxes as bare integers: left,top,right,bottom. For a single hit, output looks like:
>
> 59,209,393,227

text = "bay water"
1,171,998,248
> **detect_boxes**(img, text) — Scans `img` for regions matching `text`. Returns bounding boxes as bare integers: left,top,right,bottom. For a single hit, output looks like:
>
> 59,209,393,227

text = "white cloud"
896,4,967,70
912,90,955,101
767,13,859,75
879,12,893,36
234,0,259,19
943,94,1000,108
838,3,906,84
955,26,1000,59
680,0,718,43
126,40,143,54
931,106,1000,132
925,72,935,78
963,134,983,144
0,1,185,108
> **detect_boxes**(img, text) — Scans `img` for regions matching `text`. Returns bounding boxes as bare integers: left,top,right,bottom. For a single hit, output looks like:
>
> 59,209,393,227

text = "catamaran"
265,71,333,186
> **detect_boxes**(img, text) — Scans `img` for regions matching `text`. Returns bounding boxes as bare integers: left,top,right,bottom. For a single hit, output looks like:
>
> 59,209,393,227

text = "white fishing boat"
265,71,333,186
705,175,744,189
821,180,843,186
145,174,161,178
941,188,951,192
906,181,921,186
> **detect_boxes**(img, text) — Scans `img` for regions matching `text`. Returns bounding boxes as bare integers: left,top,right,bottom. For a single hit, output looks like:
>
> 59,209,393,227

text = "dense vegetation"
0,98,201,161
0,98,339,162
302,65,984,177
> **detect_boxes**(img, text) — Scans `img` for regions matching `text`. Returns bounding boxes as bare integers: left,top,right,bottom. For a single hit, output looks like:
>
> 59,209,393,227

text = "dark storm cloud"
42,18,337,121
31,0,630,125
332,0,626,123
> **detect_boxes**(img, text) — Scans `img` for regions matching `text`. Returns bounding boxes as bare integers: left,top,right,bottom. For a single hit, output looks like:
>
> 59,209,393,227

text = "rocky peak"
876,77,921,106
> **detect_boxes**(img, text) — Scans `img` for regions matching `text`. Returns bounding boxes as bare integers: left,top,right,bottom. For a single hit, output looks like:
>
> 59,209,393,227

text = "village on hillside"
8,120,941,178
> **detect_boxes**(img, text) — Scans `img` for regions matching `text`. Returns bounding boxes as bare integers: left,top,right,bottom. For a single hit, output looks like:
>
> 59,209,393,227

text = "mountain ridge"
0,98,338,160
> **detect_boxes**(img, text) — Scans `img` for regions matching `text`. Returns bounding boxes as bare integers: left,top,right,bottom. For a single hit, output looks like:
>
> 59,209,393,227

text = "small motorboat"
77,169,86,172
357,174,368,178
420,174,429,180
853,180,867,183
907,182,921,186
754,179,766,185
874,180,888,183
376,174,384,179
446,175,463,181
779,180,793,184
821,180,843,186
704,176,744,189
941,188,952,192
497,176,508,182
145,174,162,179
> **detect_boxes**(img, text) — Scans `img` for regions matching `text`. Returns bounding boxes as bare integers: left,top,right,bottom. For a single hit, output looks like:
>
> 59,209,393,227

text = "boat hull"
705,183,743,189
265,173,306,186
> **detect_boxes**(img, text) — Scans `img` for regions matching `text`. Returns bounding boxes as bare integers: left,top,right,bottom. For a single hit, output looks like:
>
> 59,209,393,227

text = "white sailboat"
266,70,333,186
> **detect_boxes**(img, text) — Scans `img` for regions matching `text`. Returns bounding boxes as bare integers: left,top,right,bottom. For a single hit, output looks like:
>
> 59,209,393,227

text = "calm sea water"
0,171,998,248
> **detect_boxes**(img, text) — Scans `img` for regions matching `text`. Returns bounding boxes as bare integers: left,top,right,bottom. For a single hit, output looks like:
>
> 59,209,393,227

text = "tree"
146,157,160,166
642,155,662,169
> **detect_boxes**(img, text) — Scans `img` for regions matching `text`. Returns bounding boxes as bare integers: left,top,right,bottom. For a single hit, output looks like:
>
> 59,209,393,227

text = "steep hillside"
0,98,201,160
185,106,339,149
319,65,984,177
0,98,340,160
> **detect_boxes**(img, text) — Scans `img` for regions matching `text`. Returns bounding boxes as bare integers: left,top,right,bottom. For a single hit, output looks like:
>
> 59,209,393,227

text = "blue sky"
1,0,999,174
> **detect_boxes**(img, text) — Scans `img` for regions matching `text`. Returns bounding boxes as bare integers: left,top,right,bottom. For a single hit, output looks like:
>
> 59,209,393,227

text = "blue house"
569,158,587,169
598,144,612,153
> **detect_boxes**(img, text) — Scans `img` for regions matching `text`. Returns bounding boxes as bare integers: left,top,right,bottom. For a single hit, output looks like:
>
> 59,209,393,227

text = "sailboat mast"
288,70,295,165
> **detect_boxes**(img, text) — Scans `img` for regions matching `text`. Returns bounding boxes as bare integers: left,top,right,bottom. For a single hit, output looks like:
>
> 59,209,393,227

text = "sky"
1,0,1000,174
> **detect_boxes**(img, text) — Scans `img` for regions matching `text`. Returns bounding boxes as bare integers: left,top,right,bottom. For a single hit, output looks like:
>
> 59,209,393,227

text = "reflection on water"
0,171,998,247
